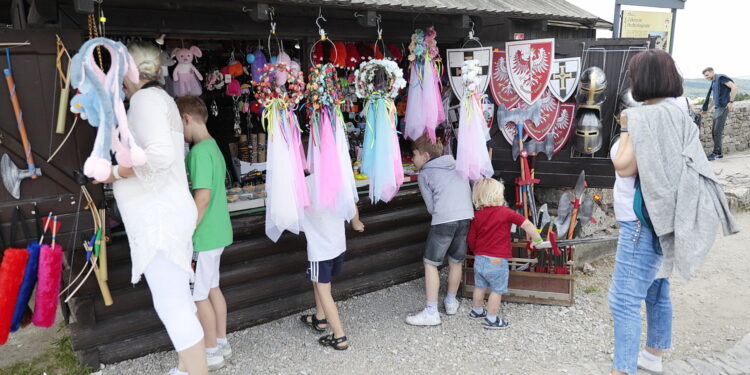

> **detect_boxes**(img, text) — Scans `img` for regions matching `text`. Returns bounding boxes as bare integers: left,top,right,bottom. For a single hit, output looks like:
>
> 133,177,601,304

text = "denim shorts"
423,219,471,266
473,255,510,294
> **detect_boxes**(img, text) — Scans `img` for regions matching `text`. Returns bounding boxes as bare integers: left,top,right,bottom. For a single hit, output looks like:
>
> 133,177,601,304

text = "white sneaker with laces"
206,349,225,371
637,350,664,375
167,368,188,375
405,308,441,326
444,299,460,315
219,341,233,360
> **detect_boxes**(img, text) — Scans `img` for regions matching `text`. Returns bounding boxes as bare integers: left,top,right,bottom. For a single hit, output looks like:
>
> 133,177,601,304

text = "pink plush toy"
172,46,203,97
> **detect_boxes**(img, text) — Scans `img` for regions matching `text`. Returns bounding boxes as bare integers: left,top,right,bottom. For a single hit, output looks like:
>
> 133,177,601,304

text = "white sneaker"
405,308,441,326
218,341,233,360
444,299,460,315
167,368,187,375
206,349,225,371
637,350,664,375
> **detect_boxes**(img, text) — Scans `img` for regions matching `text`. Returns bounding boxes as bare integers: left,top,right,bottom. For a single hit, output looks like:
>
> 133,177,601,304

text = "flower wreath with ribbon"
354,59,406,100
403,27,445,141
302,63,358,217
253,63,305,109
455,59,493,182
305,63,343,110
354,59,406,203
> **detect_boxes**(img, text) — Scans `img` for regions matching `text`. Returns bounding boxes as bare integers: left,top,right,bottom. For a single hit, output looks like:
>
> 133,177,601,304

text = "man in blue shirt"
701,67,737,160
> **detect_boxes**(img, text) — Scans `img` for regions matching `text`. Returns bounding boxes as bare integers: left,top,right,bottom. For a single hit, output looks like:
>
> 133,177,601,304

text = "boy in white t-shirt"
299,176,364,351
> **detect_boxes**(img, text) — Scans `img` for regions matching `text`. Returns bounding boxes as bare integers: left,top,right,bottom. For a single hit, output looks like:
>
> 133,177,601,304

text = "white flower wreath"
354,59,406,99
462,59,482,95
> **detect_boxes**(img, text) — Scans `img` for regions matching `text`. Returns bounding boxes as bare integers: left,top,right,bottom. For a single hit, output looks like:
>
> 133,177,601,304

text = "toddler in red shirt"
467,178,542,329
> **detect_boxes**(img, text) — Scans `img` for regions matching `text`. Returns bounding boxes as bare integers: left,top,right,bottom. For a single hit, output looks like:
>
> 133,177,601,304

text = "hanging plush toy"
354,59,406,203
345,43,361,70
254,62,309,242
69,38,146,182
171,46,203,97
305,63,358,219
404,27,445,141
159,51,174,84
387,43,403,62
251,49,267,82
455,59,493,181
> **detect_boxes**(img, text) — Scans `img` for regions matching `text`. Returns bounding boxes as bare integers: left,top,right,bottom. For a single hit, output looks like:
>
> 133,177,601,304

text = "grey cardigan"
626,100,740,280
417,155,474,225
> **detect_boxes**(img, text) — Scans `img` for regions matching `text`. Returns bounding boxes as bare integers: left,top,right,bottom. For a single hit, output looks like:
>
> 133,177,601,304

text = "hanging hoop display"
305,63,342,110
253,63,305,109
354,59,406,99
354,58,406,204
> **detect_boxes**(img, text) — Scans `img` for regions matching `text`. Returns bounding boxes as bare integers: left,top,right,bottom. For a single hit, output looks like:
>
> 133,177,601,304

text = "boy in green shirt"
176,96,233,371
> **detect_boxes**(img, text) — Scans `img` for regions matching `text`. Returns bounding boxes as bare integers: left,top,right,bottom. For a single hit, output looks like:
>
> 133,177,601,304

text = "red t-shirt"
467,206,526,259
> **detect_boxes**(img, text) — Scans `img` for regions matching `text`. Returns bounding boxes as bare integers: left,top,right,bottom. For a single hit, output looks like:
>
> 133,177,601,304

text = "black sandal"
318,334,349,350
300,314,328,332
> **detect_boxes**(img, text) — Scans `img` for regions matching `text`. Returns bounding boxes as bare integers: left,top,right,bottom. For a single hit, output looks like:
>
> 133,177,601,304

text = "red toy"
0,249,29,344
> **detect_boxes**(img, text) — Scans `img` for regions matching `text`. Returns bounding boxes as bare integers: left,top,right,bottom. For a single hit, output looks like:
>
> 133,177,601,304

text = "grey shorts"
423,219,471,266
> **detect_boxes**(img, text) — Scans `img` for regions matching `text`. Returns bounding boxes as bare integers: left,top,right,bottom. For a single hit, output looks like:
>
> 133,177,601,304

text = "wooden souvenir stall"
0,0,644,367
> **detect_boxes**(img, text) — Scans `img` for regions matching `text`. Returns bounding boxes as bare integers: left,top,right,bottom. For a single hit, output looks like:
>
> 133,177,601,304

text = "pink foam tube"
32,244,63,328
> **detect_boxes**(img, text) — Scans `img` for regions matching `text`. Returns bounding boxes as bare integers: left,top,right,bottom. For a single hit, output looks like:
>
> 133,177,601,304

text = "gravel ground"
101,212,750,375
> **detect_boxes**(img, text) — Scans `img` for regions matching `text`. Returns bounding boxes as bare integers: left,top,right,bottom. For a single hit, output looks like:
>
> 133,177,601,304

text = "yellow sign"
620,10,673,51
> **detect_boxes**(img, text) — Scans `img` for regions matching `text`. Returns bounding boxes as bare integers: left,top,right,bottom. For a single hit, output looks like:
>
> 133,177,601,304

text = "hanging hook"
316,7,327,40
376,14,383,40
267,6,276,35
468,21,476,40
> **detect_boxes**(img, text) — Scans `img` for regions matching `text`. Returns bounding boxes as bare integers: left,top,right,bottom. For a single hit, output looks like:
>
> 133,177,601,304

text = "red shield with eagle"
516,88,560,142
505,38,555,105
552,102,576,154
489,50,521,109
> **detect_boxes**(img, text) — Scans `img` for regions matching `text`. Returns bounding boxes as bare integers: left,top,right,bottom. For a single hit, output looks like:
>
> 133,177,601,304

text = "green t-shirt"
186,138,233,251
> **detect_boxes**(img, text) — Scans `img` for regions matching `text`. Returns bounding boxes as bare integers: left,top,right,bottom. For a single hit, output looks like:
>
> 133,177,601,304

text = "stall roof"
273,0,612,29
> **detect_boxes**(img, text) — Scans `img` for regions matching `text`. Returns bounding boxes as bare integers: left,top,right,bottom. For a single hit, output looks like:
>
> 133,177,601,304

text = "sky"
565,0,748,79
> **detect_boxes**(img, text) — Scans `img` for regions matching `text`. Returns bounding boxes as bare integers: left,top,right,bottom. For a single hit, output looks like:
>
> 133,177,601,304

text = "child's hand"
351,218,365,232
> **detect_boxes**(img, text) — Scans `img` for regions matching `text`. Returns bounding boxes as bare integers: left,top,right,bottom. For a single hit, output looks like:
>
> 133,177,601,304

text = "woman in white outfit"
97,42,207,375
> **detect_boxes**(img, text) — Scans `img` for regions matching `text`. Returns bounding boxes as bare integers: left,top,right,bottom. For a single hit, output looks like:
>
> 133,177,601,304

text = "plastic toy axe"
1,49,41,199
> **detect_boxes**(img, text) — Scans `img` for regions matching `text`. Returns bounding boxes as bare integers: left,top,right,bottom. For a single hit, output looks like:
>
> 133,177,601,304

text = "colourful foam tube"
10,241,40,332
32,244,63,328
0,248,29,345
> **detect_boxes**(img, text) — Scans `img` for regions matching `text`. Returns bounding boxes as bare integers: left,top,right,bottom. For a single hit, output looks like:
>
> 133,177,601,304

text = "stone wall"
699,100,750,154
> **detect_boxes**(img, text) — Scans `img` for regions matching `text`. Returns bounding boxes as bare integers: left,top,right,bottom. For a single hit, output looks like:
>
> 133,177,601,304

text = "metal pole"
612,2,622,38
669,8,677,54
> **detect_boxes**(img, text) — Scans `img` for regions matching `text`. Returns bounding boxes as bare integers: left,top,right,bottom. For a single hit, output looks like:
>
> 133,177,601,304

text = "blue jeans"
608,220,672,374
473,255,509,294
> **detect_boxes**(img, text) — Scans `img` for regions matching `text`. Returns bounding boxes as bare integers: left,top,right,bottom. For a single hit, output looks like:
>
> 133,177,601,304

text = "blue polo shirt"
710,74,733,108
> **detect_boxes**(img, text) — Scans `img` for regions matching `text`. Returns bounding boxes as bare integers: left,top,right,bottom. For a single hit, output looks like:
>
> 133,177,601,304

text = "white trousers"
144,252,204,352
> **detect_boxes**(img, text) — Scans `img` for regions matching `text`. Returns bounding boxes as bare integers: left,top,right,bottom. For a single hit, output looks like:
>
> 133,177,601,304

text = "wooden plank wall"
65,186,430,366
0,30,99,260
485,38,652,189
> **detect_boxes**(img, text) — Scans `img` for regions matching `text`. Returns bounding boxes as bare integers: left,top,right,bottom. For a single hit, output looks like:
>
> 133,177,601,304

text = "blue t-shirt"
711,74,734,108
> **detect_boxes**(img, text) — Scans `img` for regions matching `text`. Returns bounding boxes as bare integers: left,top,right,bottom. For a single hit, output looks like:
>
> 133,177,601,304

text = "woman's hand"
91,166,135,184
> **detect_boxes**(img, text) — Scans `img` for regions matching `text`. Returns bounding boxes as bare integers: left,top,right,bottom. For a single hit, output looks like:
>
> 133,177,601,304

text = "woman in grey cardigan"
609,49,739,375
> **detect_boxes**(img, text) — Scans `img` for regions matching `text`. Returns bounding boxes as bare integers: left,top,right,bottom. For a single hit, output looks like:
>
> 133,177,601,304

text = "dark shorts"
307,252,345,283
423,219,471,266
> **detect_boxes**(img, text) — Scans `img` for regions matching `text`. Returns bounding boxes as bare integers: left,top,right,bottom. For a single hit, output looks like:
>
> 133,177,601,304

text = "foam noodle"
32,244,63,328
0,248,29,344
10,242,40,332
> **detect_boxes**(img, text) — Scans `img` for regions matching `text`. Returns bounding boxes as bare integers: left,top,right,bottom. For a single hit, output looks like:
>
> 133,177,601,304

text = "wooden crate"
462,244,575,307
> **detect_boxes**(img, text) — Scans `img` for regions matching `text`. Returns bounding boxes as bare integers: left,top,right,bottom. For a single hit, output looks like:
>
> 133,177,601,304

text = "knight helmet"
575,67,607,111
